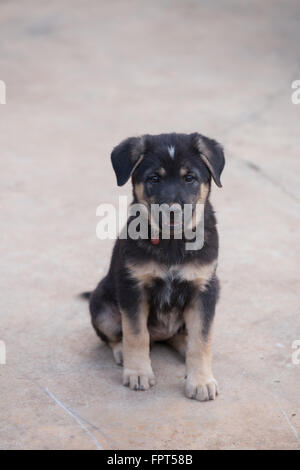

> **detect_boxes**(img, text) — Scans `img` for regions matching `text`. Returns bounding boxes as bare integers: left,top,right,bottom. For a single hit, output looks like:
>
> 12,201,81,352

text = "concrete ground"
0,0,299,450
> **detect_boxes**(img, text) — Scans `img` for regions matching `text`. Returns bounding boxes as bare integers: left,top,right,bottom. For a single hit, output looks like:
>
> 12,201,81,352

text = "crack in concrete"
222,65,300,136
221,66,300,204
232,153,300,204
244,160,300,203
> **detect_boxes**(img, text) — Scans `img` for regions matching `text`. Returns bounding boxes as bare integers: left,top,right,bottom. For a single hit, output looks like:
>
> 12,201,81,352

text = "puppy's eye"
148,174,160,183
184,173,195,183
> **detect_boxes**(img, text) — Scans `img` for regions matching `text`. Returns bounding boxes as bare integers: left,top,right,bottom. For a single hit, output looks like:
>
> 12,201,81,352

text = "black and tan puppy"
88,133,225,401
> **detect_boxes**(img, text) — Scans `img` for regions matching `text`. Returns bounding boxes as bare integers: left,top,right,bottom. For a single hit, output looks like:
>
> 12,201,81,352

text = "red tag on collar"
151,236,160,245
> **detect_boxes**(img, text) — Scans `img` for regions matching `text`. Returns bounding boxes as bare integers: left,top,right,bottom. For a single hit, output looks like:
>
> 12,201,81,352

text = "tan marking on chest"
127,259,217,291
127,261,167,284
180,260,217,290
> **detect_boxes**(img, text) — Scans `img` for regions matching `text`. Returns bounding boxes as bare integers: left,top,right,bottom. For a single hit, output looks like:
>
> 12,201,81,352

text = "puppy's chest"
128,260,217,302
128,261,216,341
146,274,190,340
146,273,193,312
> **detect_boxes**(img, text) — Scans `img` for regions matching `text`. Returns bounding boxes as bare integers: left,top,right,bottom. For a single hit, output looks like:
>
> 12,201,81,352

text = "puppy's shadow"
152,341,185,365
87,339,184,370
88,341,119,370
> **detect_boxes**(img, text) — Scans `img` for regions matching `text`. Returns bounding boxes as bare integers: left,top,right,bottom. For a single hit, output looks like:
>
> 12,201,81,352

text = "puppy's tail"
79,291,92,300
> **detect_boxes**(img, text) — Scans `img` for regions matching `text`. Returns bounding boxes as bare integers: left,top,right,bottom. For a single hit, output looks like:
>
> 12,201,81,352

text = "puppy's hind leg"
167,330,187,358
91,302,123,366
89,278,123,365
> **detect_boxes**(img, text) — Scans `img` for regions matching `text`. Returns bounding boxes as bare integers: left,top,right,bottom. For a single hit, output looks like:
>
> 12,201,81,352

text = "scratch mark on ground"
45,388,103,450
273,394,300,447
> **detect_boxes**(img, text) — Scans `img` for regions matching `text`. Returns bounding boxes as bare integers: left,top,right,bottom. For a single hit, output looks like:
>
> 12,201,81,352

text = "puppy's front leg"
121,298,155,391
184,298,218,401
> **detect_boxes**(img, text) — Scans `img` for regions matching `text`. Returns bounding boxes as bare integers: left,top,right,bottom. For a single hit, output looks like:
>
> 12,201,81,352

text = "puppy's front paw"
123,368,156,391
185,376,219,401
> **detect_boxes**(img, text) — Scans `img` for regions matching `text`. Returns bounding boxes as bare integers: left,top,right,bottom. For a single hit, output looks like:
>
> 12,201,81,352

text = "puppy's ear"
111,136,145,186
193,133,225,187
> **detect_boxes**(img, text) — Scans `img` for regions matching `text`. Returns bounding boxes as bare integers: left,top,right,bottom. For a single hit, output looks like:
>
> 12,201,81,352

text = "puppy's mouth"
145,203,196,235
155,209,186,234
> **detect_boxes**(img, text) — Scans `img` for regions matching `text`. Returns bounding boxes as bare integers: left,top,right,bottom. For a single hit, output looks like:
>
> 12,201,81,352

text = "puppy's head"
111,133,225,230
